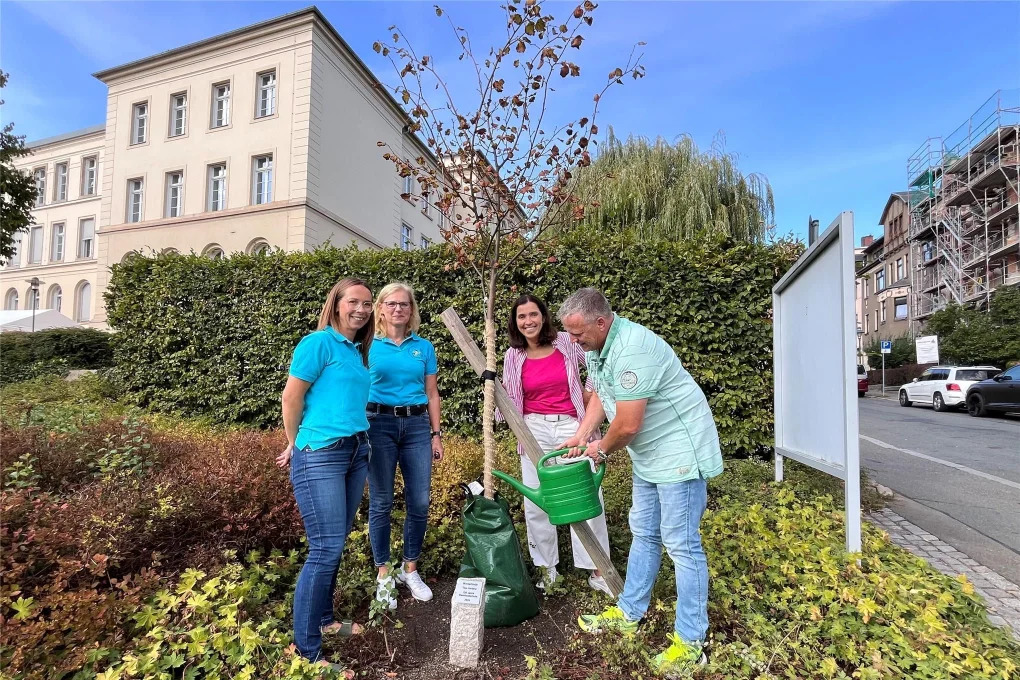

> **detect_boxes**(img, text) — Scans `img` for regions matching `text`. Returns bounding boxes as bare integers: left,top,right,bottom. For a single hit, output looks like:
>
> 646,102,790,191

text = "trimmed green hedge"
104,232,800,456
0,328,113,384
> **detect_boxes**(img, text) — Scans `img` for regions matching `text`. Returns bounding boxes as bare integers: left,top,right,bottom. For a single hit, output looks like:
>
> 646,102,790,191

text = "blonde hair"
375,282,421,337
317,277,374,366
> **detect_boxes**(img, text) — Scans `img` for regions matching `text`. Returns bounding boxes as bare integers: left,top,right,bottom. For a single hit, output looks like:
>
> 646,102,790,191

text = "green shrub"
923,285,1020,367
105,232,800,457
0,327,113,384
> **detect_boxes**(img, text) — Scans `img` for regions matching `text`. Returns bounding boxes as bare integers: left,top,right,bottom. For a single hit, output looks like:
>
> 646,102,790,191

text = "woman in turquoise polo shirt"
366,282,443,610
277,277,375,669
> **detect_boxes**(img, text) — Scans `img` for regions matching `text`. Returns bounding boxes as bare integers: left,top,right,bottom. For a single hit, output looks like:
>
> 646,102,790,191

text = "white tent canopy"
0,309,82,333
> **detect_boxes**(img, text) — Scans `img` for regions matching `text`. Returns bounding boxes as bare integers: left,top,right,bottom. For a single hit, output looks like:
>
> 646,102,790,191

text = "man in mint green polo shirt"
558,287,723,672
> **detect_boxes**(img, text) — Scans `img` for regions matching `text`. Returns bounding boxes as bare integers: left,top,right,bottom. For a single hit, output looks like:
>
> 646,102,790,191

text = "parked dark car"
966,365,1020,417
857,364,868,398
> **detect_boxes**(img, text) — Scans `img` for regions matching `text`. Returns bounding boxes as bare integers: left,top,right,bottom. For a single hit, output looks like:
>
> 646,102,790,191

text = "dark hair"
318,277,374,366
507,294,557,350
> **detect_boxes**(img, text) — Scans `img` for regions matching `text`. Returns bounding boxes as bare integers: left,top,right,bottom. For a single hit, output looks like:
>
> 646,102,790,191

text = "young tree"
376,1,644,497
0,71,39,261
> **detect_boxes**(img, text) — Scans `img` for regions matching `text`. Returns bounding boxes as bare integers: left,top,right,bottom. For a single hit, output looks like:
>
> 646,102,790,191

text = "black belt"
367,402,428,417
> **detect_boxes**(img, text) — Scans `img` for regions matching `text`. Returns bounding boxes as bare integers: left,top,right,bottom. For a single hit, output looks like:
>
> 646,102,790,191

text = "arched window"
75,281,92,322
203,244,224,260
48,285,62,312
4,288,18,310
161,247,179,256
247,238,270,255
26,287,40,311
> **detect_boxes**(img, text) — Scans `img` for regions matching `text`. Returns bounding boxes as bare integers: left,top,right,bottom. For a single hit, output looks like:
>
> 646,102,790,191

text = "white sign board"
452,577,484,606
772,212,861,553
916,335,939,364
881,340,892,354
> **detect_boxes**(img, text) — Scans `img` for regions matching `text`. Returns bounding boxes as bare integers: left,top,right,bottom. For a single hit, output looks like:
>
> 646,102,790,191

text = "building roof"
26,124,105,150
877,191,920,226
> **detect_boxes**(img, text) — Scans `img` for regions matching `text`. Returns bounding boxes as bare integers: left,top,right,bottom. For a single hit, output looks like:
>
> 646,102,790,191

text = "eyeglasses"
383,301,411,310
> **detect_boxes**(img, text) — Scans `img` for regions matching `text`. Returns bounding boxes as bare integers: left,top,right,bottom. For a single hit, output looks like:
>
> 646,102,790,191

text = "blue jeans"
367,411,433,566
289,433,370,662
617,474,709,644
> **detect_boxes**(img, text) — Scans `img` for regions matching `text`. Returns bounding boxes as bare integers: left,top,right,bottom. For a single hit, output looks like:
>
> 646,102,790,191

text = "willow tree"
561,129,775,242
376,1,643,497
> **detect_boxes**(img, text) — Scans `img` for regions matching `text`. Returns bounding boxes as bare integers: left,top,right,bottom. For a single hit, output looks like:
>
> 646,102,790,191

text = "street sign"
880,340,892,354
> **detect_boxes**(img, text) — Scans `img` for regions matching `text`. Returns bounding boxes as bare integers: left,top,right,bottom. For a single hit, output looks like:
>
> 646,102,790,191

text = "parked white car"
898,366,1001,412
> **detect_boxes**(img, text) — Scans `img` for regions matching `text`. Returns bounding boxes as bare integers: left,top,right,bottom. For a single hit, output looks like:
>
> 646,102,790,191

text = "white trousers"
521,413,612,571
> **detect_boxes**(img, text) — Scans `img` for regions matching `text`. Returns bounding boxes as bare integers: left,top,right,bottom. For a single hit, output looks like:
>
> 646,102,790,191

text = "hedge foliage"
105,232,801,457
0,327,113,384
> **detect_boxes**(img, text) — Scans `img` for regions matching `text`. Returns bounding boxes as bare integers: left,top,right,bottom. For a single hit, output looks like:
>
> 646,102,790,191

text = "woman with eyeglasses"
277,277,375,671
366,282,443,610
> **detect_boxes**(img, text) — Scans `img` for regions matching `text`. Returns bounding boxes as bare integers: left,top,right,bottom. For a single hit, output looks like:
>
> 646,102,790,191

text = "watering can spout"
491,470,545,509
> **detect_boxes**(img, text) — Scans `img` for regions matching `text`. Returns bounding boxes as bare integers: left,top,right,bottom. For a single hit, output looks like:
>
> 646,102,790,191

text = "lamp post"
856,325,864,364
25,277,43,332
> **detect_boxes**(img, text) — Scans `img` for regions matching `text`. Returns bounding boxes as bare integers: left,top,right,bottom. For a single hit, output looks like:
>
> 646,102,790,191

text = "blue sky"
2,1,1017,243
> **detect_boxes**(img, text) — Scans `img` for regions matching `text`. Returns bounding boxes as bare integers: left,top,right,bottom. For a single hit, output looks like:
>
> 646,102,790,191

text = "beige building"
856,192,914,366
2,7,446,327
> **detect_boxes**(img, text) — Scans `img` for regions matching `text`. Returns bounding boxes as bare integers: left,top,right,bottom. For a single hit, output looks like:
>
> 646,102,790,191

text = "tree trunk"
482,311,497,499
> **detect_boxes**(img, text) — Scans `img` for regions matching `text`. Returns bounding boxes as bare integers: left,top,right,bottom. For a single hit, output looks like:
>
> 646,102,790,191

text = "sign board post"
772,212,861,554
880,340,892,393
916,335,940,364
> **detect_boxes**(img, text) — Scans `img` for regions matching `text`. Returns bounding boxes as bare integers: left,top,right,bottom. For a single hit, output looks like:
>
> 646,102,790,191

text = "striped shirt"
497,332,594,456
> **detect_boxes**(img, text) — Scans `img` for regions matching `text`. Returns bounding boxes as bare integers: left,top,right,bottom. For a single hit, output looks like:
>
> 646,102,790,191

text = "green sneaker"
577,605,639,635
651,633,707,675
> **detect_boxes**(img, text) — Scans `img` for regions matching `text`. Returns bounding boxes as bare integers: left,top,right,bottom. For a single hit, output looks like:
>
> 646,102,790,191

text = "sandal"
321,619,363,637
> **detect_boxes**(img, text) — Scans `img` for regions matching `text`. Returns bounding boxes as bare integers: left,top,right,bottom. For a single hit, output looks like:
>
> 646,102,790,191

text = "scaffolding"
908,89,1020,333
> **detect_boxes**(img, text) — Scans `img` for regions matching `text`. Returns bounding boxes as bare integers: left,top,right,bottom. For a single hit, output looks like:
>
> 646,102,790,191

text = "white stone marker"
449,577,485,668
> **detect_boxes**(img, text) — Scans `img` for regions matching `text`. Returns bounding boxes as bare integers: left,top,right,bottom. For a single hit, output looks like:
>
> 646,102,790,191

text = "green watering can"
492,449,606,525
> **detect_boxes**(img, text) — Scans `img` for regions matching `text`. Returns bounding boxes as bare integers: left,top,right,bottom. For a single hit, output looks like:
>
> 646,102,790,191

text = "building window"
256,70,276,118
81,156,97,196
54,162,69,202
438,208,446,230
922,242,935,262
211,82,231,128
8,233,22,268
78,218,95,259
169,92,188,137
207,164,227,211
131,102,148,144
165,171,184,218
894,296,908,320
26,287,39,311
28,225,43,264
203,244,224,260
401,223,413,251
126,179,144,223
4,288,18,310
403,175,414,197
48,285,62,312
51,223,65,262
252,155,273,205
874,310,879,329
422,190,432,219
421,235,431,249
33,167,46,207
864,314,869,334
75,281,92,322
875,269,885,291
880,303,886,324
247,239,270,255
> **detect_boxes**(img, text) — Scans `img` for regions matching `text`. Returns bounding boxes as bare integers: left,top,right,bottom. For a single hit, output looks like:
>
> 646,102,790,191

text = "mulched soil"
326,572,607,679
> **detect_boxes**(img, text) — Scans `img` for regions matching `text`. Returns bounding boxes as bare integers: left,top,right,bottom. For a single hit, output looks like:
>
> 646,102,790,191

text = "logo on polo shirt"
412,349,422,358
620,371,638,389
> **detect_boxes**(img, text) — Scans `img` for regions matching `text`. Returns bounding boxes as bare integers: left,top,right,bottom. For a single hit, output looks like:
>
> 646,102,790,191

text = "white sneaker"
536,565,559,591
588,573,612,596
396,568,433,601
375,573,397,610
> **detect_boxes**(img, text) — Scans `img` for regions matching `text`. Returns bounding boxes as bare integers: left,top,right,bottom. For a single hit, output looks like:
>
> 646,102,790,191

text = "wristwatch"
431,430,443,439
596,446,609,463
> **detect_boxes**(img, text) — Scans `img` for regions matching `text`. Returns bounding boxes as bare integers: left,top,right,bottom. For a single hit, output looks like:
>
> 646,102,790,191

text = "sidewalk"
865,384,901,400
868,508,1020,640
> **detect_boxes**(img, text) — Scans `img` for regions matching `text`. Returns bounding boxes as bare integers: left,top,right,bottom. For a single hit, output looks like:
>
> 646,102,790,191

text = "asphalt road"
858,395,1020,585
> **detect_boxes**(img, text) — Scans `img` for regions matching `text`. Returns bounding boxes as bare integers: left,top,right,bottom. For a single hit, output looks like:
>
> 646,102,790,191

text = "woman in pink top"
500,294,612,595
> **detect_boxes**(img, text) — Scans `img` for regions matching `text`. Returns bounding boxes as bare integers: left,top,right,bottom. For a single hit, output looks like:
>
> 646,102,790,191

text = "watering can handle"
540,449,607,488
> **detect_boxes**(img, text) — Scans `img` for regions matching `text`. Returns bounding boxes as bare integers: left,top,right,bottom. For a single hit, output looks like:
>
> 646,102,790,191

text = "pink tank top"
521,351,577,417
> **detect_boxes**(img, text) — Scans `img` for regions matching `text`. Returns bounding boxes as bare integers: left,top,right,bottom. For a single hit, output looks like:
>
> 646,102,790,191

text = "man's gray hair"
557,287,613,323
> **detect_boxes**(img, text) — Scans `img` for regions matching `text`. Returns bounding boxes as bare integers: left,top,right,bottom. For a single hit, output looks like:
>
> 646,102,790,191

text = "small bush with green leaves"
0,327,113,385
